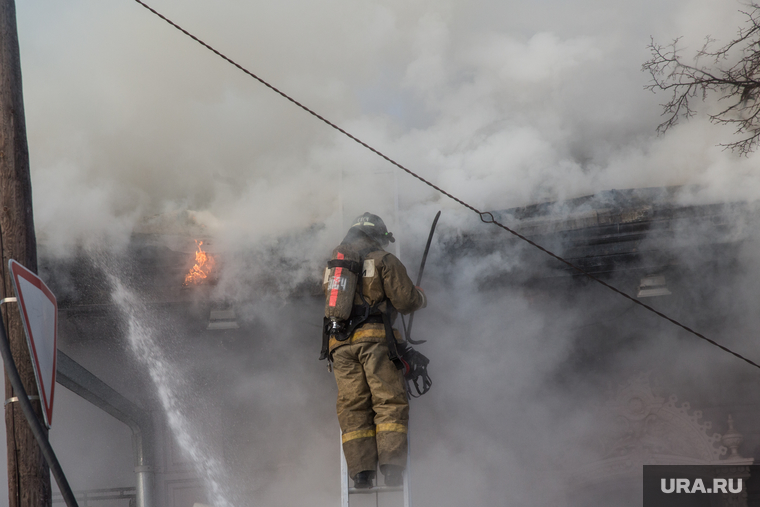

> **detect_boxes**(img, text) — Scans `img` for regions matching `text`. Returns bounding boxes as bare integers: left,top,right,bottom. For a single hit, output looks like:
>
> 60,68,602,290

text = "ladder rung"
340,432,412,506
348,486,404,495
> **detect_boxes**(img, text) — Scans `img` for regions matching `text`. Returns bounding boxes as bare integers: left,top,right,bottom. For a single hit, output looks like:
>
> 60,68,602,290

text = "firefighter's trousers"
333,341,409,478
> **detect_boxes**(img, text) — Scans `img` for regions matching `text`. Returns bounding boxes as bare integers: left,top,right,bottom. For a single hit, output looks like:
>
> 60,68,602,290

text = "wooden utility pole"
0,1,50,507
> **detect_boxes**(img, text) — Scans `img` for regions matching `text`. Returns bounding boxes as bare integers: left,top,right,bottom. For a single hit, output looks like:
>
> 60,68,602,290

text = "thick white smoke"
7,0,760,506
18,0,758,254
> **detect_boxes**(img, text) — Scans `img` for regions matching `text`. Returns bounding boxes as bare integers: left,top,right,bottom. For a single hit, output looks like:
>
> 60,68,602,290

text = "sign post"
8,259,57,427
0,260,76,507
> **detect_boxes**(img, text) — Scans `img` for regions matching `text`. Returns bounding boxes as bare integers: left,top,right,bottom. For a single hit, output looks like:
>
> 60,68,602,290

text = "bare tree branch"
642,3,760,154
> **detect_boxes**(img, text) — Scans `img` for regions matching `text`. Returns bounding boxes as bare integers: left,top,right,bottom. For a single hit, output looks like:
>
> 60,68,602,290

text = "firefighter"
324,213,426,489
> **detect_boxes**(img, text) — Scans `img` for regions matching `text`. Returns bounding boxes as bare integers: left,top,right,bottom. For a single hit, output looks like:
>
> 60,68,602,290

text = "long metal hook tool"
403,211,441,345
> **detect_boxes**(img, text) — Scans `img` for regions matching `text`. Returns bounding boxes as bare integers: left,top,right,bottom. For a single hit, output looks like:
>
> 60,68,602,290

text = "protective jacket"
324,230,426,478
323,232,426,354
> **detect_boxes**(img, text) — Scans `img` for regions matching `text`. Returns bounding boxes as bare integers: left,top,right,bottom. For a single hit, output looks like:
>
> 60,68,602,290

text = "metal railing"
53,487,136,507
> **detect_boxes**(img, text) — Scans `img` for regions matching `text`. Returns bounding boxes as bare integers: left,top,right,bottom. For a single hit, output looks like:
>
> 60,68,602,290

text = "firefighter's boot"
381,464,404,487
352,470,375,489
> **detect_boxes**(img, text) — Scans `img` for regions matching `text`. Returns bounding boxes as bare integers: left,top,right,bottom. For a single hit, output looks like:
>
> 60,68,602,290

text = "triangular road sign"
9,260,57,428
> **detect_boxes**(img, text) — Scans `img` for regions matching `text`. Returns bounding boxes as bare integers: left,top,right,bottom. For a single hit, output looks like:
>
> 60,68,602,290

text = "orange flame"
184,240,216,285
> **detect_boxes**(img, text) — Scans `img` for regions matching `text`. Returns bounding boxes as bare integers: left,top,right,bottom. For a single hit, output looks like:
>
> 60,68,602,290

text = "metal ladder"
340,435,412,507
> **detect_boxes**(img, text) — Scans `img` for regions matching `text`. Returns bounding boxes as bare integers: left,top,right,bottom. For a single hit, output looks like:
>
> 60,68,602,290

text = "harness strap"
382,310,404,370
358,314,384,324
339,292,373,340
320,317,330,361
327,259,362,274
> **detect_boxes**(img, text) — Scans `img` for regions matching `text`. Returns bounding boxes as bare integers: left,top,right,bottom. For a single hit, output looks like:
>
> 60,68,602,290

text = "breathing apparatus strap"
320,317,330,362
338,292,375,340
327,259,362,273
320,294,383,361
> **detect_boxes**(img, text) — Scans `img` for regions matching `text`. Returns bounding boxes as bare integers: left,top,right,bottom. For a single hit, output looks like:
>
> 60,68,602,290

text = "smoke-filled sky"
10,1,760,506
15,0,760,254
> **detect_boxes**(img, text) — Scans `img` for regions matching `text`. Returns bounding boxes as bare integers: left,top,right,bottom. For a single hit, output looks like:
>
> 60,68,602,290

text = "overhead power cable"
131,0,760,371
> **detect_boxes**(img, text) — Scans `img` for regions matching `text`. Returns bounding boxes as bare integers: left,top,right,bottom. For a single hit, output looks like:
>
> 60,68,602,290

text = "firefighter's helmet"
350,212,395,246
